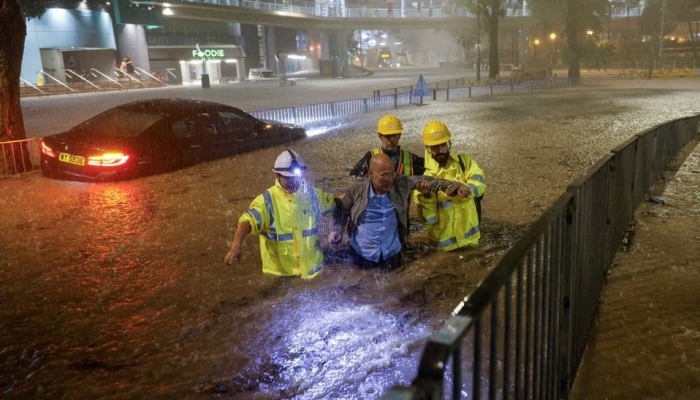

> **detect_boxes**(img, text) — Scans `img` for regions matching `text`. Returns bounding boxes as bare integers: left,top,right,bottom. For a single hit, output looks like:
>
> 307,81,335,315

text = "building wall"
21,7,117,84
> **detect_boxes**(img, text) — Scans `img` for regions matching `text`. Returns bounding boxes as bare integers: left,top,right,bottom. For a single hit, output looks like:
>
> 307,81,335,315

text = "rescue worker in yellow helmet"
349,114,425,178
413,121,486,251
224,150,338,279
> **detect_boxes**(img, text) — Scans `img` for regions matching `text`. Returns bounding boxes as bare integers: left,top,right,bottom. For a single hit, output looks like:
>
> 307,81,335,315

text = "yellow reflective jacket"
413,151,486,251
239,180,336,279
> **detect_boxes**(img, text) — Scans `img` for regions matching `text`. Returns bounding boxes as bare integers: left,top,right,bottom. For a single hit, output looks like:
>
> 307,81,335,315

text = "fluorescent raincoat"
239,180,336,279
413,152,486,251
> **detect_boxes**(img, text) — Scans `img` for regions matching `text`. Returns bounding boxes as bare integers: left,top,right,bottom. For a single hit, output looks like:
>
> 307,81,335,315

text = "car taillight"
87,153,130,167
41,141,56,158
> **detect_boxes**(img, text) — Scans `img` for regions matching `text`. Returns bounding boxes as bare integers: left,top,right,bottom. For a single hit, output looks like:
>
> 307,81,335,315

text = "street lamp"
548,32,556,77
476,8,481,82
533,38,540,64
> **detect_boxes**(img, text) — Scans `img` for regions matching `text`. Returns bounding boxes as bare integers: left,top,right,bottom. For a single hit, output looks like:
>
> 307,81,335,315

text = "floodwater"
2,75,700,399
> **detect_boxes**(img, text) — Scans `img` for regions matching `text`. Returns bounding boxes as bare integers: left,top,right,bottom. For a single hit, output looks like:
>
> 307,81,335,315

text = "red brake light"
41,141,56,158
87,153,130,167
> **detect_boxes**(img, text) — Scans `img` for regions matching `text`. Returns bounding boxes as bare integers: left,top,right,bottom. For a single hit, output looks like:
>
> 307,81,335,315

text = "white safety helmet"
273,149,307,177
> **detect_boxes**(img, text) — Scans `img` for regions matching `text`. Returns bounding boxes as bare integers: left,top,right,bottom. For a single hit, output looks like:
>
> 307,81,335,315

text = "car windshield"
81,108,164,137
260,70,274,78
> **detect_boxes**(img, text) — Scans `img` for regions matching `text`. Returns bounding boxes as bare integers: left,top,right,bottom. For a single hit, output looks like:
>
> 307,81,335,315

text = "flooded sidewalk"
2,74,700,399
571,142,700,400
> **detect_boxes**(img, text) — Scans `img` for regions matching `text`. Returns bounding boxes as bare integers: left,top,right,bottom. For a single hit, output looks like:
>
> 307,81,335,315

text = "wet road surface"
2,72,700,399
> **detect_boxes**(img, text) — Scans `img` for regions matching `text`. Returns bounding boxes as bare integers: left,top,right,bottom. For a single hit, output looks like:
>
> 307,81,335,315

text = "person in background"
124,56,135,74
332,153,468,270
413,120,486,251
349,114,425,178
224,150,338,279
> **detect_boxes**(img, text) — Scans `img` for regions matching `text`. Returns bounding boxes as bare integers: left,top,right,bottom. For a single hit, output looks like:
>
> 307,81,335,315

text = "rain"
2,71,700,399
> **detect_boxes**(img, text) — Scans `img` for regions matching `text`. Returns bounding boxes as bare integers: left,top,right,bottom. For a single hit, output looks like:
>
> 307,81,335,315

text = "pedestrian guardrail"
3,76,570,179
250,77,570,125
0,138,41,179
381,115,700,400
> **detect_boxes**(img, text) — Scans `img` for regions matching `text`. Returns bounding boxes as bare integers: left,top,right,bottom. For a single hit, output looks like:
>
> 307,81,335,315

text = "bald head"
369,153,393,172
368,153,395,194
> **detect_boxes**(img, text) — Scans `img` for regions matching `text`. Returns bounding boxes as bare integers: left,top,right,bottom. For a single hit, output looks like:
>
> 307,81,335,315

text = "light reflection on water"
2,82,698,399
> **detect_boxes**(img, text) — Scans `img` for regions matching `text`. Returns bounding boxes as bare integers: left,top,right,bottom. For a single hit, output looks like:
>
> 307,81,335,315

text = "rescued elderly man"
224,150,337,279
331,153,468,270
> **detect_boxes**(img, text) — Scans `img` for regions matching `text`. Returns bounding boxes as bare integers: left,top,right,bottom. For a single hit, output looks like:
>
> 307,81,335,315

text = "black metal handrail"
382,115,700,400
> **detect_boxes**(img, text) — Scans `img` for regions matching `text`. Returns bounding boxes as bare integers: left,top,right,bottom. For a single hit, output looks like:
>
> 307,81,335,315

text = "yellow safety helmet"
422,120,452,146
377,114,403,135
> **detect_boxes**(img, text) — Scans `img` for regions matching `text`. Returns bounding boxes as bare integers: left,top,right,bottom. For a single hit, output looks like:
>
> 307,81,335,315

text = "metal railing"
3,75,568,179
381,115,700,400
0,138,41,178
250,77,569,124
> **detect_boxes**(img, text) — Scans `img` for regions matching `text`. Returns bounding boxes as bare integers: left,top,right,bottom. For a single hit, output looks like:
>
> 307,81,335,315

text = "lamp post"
548,32,556,77
476,8,481,82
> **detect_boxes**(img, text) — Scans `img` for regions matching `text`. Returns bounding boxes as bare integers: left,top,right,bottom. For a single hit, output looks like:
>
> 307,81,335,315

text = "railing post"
557,196,577,399
363,98,368,113
469,87,472,98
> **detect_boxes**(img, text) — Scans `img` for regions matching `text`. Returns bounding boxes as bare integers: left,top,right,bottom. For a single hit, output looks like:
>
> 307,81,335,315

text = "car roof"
118,98,239,114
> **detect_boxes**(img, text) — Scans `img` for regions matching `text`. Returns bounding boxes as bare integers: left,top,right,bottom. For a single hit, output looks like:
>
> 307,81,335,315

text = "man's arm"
405,175,468,197
224,221,252,264
349,151,373,178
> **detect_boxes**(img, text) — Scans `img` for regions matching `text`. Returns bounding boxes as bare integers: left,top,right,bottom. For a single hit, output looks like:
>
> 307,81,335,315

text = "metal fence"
0,138,41,178
250,77,572,125
382,115,700,400
2,76,568,179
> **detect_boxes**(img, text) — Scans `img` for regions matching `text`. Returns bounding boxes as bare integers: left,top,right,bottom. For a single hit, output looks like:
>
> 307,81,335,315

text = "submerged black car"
40,98,306,181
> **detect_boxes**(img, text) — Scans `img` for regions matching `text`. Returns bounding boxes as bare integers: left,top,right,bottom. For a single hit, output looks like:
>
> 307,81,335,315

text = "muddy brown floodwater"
1,75,699,399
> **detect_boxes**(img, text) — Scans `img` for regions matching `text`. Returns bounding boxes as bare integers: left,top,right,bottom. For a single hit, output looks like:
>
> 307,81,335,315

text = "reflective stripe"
464,225,480,239
302,227,318,237
263,190,275,230
307,262,324,276
430,236,457,248
400,149,413,176
469,184,480,198
267,232,294,241
372,147,413,176
425,216,437,224
471,174,486,184
247,208,263,230
438,201,453,209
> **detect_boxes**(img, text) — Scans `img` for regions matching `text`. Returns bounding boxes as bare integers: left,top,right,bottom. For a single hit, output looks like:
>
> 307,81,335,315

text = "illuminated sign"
193,44,226,60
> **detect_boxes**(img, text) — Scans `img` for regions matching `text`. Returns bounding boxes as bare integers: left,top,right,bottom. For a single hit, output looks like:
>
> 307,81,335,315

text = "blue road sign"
413,74,431,96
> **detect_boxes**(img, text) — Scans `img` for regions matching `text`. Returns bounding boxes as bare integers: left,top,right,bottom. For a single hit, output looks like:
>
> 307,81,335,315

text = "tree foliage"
453,0,508,79
528,0,608,81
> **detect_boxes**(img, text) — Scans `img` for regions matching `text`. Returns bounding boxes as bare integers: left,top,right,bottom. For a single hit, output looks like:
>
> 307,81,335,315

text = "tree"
472,0,508,80
529,0,607,83
0,0,47,174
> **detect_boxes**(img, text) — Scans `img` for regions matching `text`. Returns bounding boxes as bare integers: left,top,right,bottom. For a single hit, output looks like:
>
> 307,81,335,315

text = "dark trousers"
475,195,483,224
349,246,402,270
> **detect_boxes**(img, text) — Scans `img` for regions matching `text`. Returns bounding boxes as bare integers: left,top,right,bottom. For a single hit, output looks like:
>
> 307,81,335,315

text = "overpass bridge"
129,0,646,83
132,0,643,32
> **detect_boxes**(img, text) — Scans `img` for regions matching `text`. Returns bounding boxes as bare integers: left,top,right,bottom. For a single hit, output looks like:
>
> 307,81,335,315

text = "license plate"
58,152,85,166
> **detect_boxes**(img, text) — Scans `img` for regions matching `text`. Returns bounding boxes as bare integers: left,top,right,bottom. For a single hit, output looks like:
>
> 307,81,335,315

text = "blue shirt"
350,184,401,262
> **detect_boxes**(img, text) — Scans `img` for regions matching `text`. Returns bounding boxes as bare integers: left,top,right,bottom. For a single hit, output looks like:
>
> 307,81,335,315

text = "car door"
169,111,215,166
209,106,262,159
